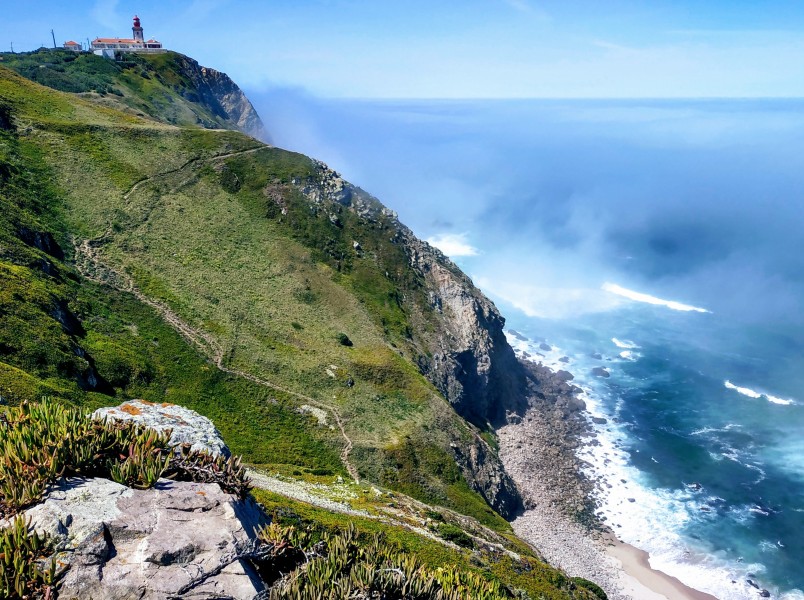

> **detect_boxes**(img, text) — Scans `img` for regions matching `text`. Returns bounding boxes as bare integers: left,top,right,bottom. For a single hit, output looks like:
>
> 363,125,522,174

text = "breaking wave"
602,283,711,313
724,381,795,405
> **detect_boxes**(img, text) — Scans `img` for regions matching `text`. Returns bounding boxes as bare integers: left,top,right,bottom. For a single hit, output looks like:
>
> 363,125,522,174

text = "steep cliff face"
297,163,526,516
166,53,266,139
403,233,527,426
301,162,527,425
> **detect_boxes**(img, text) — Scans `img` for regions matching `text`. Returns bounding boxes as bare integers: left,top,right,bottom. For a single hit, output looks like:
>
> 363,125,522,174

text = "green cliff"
0,50,602,599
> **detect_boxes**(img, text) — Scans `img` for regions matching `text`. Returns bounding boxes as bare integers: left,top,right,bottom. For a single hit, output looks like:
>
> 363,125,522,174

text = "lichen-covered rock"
93,400,230,457
22,478,264,600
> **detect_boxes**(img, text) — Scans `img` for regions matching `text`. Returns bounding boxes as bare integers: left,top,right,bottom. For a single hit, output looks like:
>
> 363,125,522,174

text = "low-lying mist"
248,89,804,328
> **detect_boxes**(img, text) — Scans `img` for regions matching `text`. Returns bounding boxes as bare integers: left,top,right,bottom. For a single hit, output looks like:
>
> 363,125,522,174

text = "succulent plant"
0,516,56,599
256,521,512,599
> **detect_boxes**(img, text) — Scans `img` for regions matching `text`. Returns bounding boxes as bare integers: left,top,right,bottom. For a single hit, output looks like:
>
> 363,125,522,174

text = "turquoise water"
249,93,804,598
502,305,804,599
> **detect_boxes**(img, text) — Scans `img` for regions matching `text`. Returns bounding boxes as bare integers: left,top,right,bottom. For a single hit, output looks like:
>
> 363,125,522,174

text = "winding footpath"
74,145,360,483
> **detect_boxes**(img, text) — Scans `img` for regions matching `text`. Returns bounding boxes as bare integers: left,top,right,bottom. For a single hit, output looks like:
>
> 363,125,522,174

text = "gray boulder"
21,477,264,600
93,400,230,457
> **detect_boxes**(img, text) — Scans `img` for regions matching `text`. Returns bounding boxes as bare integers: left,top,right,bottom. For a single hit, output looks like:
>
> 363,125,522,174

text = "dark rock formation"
452,435,522,519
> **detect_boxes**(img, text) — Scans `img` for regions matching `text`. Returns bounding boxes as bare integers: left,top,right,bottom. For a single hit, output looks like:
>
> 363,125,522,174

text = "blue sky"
3,0,804,98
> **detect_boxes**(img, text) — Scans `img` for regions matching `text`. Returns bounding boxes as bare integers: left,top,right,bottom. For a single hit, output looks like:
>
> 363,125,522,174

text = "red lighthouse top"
133,15,141,27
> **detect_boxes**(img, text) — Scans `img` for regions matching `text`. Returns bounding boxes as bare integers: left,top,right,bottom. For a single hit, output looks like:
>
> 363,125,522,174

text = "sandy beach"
497,361,719,600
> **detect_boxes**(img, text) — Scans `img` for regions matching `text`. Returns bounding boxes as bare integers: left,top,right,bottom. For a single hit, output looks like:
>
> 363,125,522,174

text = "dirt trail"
74,146,360,483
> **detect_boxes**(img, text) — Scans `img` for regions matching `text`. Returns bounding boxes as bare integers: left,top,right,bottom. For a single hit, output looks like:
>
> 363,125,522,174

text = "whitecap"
766,394,795,406
619,350,640,361
724,381,796,405
612,337,640,349
724,380,762,398
691,426,719,436
602,282,711,313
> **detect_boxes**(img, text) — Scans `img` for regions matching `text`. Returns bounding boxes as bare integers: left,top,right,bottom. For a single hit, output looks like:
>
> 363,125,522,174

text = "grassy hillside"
0,57,603,598
1,60,507,524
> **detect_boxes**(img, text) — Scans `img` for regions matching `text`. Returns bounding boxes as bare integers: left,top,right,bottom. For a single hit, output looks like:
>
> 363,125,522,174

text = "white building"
91,15,165,57
63,40,82,52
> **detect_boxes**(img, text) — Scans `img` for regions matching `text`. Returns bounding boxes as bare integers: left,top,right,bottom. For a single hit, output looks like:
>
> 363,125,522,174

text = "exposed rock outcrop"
404,235,527,426
298,161,528,426
452,435,522,519
169,53,266,139
297,162,529,517
93,399,230,457
21,478,264,600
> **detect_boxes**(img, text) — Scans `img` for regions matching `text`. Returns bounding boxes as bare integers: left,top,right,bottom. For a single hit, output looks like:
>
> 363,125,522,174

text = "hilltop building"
63,41,82,52
90,16,165,57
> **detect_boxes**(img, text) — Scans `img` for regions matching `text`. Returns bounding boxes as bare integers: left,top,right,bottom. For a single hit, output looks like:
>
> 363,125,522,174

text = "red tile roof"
92,38,139,44
64,41,80,46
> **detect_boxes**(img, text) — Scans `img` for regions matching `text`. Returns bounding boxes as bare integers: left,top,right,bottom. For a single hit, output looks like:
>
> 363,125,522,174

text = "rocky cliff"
300,162,527,425
167,53,266,139
298,162,527,516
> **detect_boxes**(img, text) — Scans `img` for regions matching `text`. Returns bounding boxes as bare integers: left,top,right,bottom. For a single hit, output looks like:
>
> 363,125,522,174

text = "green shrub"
436,522,474,549
0,398,251,516
336,332,353,347
85,334,154,388
0,399,173,514
572,577,608,600
424,509,445,522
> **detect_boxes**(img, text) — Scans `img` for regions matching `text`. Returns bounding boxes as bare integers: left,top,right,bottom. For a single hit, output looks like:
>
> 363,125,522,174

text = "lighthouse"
90,15,164,56
132,15,144,43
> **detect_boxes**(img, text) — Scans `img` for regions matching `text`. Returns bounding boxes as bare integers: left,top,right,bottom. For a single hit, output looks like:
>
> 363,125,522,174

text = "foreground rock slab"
23,477,264,600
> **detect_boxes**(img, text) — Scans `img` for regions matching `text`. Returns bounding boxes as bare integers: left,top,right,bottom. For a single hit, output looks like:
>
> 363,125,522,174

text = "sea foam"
510,331,781,600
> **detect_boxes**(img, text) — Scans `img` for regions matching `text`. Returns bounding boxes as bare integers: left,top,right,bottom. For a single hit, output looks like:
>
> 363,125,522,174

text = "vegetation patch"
0,516,57,600
258,522,509,599
0,399,249,517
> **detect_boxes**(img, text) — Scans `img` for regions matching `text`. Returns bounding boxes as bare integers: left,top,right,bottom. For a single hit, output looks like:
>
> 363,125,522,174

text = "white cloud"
426,233,479,257
475,278,624,320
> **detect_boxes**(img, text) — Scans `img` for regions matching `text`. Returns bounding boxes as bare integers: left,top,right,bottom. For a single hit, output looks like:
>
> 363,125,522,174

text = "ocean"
248,92,804,599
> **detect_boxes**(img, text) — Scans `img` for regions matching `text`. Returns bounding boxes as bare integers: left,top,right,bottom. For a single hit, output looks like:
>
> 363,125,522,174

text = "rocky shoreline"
497,360,706,600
